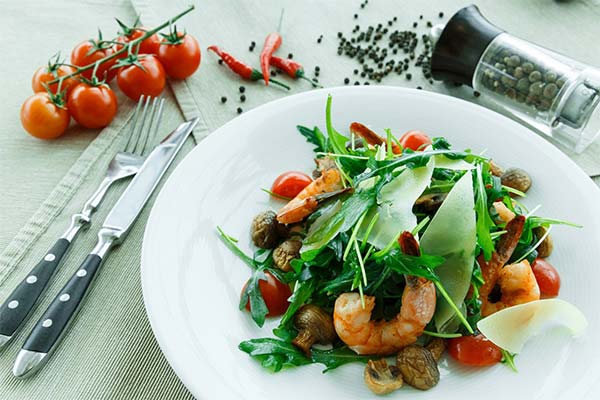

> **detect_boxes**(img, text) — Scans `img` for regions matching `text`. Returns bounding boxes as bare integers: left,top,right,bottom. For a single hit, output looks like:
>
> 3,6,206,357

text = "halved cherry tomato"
531,258,561,298
117,55,166,101
21,93,70,140
71,40,117,82
115,28,161,56
67,83,117,129
271,171,313,199
242,271,291,317
32,65,78,96
157,32,201,80
448,334,502,366
399,130,432,151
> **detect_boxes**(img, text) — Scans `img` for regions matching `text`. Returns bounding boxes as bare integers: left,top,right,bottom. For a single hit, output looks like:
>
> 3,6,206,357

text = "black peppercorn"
417,86,422,90
337,32,342,38
288,53,293,59
237,107,243,114
220,96,227,103
413,22,418,28
344,77,350,84
354,81,360,85
427,21,432,27
354,14,358,19
239,86,245,93
474,91,481,97
439,12,444,18
406,73,412,80
354,69,359,75
240,94,246,102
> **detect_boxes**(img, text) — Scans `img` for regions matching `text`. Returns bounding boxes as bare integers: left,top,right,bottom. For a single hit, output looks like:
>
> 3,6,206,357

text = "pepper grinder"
430,5,600,153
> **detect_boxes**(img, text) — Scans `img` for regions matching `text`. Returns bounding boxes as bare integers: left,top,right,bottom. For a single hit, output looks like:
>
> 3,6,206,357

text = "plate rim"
141,85,600,399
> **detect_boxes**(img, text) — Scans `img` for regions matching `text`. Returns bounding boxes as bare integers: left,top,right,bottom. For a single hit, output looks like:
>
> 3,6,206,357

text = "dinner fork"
0,96,164,349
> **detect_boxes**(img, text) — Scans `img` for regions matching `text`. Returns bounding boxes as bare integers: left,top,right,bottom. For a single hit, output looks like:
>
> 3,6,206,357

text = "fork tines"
124,96,166,156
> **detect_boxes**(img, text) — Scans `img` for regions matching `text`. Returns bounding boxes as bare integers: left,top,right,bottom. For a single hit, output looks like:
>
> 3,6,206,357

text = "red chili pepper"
270,56,321,87
208,45,290,90
260,32,282,85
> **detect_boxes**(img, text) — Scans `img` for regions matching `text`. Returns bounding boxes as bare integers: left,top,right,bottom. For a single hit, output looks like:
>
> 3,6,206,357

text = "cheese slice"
477,299,588,353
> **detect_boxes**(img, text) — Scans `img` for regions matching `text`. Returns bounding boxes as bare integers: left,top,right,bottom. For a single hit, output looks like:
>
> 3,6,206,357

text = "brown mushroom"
425,338,446,361
291,304,337,356
273,238,302,272
533,226,554,258
414,193,448,215
396,344,440,390
501,168,532,194
364,359,403,395
250,210,287,249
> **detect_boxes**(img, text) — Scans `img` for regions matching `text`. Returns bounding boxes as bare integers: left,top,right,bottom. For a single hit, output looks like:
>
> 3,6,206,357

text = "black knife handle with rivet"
0,239,71,347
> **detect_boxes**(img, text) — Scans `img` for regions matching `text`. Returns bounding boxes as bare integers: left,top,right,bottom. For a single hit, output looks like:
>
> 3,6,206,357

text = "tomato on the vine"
115,27,161,56
271,171,312,199
117,55,166,100
71,38,117,82
157,31,201,80
531,258,561,297
21,93,70,140
399,130,432,151
448,334,503,367
242,271,291,317
67,83,117,129
32,65,78,96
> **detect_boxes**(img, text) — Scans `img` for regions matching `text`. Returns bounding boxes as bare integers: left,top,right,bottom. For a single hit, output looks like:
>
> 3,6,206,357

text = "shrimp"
481,260,540,316
349,122,402,154
478,215,525,305
276,168,343,224
333,232,436,355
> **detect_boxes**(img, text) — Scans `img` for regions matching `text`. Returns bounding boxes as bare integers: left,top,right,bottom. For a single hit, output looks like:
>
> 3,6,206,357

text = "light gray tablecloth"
0,0,599,399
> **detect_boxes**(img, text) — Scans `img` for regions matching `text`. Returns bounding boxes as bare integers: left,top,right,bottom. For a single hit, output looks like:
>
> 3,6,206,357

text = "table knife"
12,117,199,378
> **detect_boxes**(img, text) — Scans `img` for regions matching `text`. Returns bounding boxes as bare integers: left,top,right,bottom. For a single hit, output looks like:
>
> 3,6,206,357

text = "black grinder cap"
430,5,503,86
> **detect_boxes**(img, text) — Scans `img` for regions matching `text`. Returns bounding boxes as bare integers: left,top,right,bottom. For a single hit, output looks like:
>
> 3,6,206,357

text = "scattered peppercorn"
439,11,444,18
315,66,320,72
354,14,358,19
427,21,433,27
406,73,412,80
218,59,224,65
237,107,243,114
354,81,360,85
419,15,423,19
288,53,293,59
413,22,418,28
240,94,246,102
239,86,245,93
474,91,481,97
344,77,350,84
220,96,227,103
417,86,422,90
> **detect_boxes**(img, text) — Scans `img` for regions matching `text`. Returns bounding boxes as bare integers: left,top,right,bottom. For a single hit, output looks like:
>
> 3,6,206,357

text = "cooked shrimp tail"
349,122,402,154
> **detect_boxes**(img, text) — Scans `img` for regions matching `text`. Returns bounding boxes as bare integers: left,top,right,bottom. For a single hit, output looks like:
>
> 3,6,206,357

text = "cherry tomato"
32,65,78,96
531,258,561,297
67,83,117,129
242,271,292,317
117,55,166,101
71,40,117,82
399,130,432,151
21,93,70,140
448,334,503,367
157,33,201,80
271,171,313,199
115,28,161,56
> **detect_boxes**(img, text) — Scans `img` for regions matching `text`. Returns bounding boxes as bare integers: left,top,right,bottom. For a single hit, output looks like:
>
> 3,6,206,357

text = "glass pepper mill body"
431,5,600,153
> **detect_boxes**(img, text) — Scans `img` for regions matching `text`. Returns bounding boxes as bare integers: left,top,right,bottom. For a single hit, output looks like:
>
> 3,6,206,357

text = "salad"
218,95,587,394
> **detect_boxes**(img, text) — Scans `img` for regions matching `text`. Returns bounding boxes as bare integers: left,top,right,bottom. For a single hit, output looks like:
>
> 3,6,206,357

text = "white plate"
141,87,600,399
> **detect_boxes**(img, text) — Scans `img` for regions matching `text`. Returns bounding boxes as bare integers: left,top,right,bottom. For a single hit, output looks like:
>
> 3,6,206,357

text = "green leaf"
378,249,445,281
241,269,269,327
216,226,255,269
301,188,378,261
297,125,327,153
474,165,494,261
239,338,370,373
325,95,350,155
501,349,518,372
277,280,315,329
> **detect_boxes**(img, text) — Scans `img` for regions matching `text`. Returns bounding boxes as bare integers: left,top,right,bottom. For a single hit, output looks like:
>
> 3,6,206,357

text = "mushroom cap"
364,359,403,395
292,304,337,356
396,344,440,390
501,168,532,194
250,210,286,249
273,238,302,272
533,226,553,258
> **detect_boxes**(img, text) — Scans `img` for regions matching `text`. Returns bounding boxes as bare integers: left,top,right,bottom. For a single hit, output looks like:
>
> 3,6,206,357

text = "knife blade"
13,117,199,378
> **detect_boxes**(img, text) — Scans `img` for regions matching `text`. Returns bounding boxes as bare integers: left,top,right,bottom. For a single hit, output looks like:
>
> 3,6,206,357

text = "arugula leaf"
276,280,316,332
474,165,494,261
325,95,349,155
217,226,254,268
301,188,378,261
239,338,369,373
297,125,327,153
239,269,269,327
431,137,452,150
378,248,445,281
501,349,518,372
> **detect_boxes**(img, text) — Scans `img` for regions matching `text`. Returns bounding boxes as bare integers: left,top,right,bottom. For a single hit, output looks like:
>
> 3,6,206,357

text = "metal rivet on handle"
42,319,53,328
76,269,87,277
8,300,19,309
59,294,70,302
44,254,56,262
26,275,38,284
